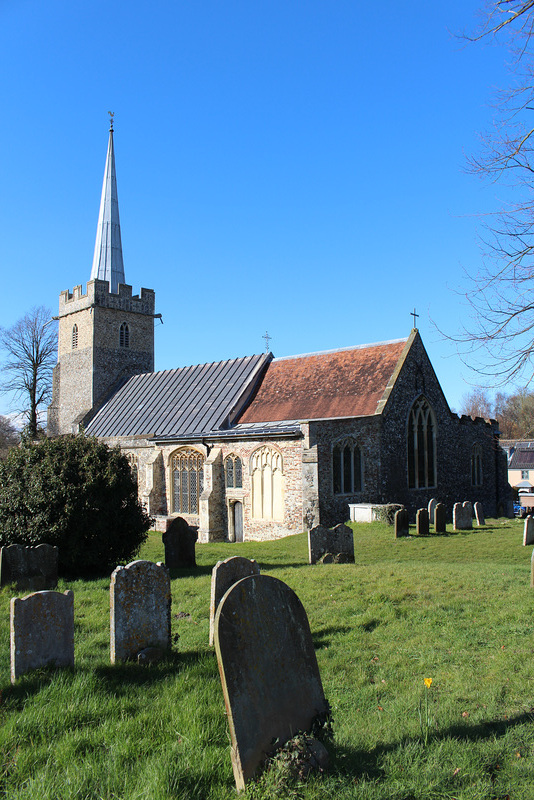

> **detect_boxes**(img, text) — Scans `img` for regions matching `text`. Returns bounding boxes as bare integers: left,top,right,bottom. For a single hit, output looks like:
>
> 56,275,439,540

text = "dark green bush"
0,434,152,576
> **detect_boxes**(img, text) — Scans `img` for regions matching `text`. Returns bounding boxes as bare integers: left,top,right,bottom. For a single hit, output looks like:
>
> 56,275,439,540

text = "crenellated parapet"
58,279,155,318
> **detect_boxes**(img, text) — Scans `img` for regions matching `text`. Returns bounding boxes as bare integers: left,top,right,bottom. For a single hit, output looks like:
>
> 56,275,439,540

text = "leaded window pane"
235,458,242,488
226,458,234,488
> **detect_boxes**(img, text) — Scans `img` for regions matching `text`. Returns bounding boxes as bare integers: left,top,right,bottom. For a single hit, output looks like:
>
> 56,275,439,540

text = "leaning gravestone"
209,556,260,646
110,560,171,663
10,590,74,683
434,502,446,533
394,508,410,538
214,574,329,792
428,498,438,525
453,501,473,531
308,523,354,564
474,502,485,526
416,508,429,536
162,517,197,568
0,544,58,591
524,515,534,546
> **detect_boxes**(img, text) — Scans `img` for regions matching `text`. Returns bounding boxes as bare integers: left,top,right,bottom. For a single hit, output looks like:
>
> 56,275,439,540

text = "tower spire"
90,113,125,293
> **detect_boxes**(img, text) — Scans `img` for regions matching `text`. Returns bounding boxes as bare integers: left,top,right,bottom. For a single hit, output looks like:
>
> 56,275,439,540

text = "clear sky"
0,0,515,419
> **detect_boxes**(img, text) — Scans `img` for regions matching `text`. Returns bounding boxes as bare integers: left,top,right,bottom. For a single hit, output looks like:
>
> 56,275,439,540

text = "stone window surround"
471,443,483,487
119,321,130,348
331,435,364,495
249,444,284,521
407,394,437,490
170,446,205,516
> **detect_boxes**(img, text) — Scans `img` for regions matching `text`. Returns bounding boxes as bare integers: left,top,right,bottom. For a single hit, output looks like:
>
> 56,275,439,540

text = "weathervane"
262,331,272,353
411,308,419,328
108,111,114,131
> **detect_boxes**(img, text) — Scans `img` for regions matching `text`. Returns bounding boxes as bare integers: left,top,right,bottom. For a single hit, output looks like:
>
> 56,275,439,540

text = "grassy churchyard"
0,519,533,799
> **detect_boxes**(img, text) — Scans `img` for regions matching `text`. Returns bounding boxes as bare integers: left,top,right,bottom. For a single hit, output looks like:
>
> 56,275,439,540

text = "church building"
47,125,510,541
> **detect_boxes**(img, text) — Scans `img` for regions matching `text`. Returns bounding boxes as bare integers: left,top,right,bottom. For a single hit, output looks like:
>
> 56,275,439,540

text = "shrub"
374,503,405,525
0,434,152,576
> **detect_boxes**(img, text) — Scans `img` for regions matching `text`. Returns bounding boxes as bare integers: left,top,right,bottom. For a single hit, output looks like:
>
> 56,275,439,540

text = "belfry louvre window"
225,454,243,489
333,440,362,494
119,322,130,348
407,396,436,489
172,449,204,515
251,446,284,520
72,324,78,349
471,444,483,486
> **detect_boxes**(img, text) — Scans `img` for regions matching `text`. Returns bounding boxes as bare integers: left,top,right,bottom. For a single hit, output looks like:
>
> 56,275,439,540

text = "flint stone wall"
110,560,171,663
214,574,329,792
10,589,74,683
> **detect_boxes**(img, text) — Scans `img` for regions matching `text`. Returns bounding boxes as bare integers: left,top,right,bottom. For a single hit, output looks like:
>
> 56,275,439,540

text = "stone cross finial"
411,308,419,328
262,331,272,353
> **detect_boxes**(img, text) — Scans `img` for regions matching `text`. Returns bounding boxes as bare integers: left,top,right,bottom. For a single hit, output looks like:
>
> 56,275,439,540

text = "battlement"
58,279,155,317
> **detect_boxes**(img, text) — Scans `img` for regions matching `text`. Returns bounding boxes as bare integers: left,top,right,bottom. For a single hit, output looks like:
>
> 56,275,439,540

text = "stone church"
47,125,510,541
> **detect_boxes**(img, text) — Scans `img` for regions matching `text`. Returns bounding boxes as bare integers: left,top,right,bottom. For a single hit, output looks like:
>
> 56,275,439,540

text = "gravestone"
474,502,485,526
0,544,58,591
524,515,534,546
10,590,74,683
453,501,473,531
214,574,329,791
428,498,438,525
434,502,446,533
416,508,429,536
110,560,171,663
394,508,410,538
209,556,260,646
162,517,197,568
308,523,354,564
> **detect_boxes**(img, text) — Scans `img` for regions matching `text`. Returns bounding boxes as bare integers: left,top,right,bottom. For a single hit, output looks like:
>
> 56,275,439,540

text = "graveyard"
0,518,533,799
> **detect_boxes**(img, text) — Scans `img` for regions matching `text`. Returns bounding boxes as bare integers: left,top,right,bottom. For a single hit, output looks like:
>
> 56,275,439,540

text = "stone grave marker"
110,560,171,663
0,544,58,591
308,523,354,564
524,515,534,546
10,590,74,683
162,517,197,568
394,508,410,538
474,502,485,526
453,501,473,531
434,502,446,533
209,556,260,646
214,574,329,792
428,498,438,525
416,508,429,536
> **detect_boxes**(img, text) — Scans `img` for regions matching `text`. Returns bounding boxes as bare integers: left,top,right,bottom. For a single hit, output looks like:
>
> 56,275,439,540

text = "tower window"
72,324,78,349
119,322,130,348
471,444,483,487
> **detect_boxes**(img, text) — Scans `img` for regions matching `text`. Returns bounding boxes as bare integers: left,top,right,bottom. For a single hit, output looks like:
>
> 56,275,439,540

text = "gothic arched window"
72,324,78,349
333,439,363,494
250,446,284,520
119,322,130,348
225,454,243,489
171,449,204,515
471,443,483,487
407,396,436,489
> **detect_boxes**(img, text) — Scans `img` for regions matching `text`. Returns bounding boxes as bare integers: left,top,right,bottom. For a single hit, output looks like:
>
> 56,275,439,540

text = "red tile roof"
239,339,408,423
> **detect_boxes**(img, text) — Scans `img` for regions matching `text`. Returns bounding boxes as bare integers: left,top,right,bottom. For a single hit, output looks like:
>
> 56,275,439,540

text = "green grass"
0,519,533,799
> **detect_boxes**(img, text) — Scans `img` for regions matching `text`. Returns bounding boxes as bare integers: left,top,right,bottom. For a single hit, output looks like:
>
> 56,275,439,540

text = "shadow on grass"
313,626,353,649
332,710,534,781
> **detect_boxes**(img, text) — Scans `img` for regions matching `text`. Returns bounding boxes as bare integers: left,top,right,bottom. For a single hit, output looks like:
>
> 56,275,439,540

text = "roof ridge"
273,337,408,362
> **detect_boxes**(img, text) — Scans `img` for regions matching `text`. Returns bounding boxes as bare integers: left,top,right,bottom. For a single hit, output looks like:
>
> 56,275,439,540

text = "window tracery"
250,446,283,520
333,439,362,494
119,322,130,348
225,454,243,489
171,449,204,515
407,396,436,489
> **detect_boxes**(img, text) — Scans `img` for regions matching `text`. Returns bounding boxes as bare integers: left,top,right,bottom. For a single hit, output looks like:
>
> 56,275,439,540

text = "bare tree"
452,2,534,383
0,415,20,459
0,307,57,438
460,387,495,418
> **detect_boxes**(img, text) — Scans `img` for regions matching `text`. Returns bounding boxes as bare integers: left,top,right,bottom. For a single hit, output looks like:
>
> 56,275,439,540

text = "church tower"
47,119,155,436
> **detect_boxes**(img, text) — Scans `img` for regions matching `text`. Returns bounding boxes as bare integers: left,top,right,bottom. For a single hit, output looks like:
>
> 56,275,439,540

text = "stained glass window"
171,449,204,514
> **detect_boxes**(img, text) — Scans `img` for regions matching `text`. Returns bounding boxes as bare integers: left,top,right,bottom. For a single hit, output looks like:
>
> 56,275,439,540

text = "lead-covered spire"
90,114,125,293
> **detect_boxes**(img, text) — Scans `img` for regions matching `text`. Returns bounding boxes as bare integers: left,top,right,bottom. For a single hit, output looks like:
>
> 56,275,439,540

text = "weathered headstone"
162,517,197,568
453,501,473,531
209,556,260,646
416,508,429,536
474,501,485,526
434,502,446,533
308,523,354,564
394,508,410,538
110,560,171,663
428,498,438,525
524,515,534,546
0,544,58,591
10,590,74,683
214,574,329,791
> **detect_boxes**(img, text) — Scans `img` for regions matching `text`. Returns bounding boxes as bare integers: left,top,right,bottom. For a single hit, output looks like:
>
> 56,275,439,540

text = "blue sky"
0,0,515,418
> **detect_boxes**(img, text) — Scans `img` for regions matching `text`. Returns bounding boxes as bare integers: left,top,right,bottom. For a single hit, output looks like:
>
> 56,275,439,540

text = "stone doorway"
229,501,244,542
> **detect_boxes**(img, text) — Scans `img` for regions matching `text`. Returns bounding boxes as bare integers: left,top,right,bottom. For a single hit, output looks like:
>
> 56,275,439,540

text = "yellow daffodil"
424,678,433,688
